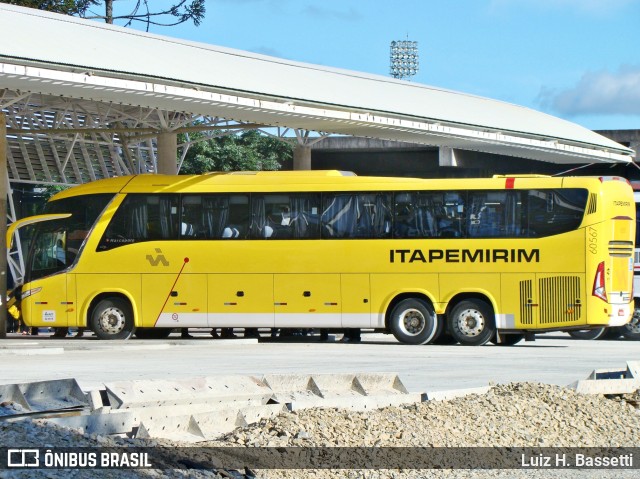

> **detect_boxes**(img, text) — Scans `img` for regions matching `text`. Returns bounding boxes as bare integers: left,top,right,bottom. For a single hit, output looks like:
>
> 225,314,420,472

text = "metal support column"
293,145,311,170
0,113,7,338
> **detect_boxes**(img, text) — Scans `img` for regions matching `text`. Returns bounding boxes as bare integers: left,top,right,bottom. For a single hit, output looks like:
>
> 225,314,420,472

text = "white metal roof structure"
0,3,634,188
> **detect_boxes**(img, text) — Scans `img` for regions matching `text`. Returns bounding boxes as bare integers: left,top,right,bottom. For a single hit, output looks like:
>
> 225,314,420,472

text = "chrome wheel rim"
399,308,426,336
98,307,126,335
456,308,485,337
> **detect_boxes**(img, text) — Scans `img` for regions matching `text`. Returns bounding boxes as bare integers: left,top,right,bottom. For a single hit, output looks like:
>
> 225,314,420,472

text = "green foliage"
179,130,292,175
2,0,205,28
1,0,95,15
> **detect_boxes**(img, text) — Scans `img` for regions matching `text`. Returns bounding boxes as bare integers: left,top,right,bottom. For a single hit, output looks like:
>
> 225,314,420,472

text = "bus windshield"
26,194,114,283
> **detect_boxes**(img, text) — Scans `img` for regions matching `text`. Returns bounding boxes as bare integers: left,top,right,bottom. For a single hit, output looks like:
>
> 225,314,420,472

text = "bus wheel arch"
622,299,640,340
88,293,135,340
446,294,496,346
385,293,439,345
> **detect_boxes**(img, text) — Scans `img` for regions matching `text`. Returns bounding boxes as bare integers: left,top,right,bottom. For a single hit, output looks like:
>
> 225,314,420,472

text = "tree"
2,0,205,30
2,0,93,15
179,130,293,175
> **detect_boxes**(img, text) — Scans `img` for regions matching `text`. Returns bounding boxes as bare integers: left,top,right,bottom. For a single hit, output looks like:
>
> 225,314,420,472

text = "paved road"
0,330,637,393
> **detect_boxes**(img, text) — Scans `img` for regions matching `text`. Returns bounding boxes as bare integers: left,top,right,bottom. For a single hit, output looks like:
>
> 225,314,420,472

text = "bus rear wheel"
90,297,134,340
622,303,640,340
448,299,495,346
389,298,437,345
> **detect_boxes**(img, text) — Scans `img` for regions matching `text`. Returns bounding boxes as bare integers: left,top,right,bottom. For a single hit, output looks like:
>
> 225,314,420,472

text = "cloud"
537,65,640,117
302,5,362,21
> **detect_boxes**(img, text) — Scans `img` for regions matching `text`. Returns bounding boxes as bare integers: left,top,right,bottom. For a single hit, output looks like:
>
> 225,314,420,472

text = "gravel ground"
1,382,639,479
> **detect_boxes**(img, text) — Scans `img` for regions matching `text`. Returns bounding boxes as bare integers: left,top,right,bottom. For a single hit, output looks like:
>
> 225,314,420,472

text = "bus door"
23,231,77,329
142,273,208,329
274,274,342,329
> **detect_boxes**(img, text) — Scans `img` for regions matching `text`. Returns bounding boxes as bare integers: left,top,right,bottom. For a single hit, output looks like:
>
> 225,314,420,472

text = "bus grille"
519,280,534,325
539,276,581,325
586,193,597,214
608,241,634,257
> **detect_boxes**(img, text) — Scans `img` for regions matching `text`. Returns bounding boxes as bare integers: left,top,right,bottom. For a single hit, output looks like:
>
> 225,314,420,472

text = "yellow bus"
7,171,636,345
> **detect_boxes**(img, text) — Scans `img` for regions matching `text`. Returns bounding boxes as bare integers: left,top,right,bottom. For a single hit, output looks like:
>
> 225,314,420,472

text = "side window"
180,194,250,239
526,189,588,237
467,191,524,238
224,195,250,239
321,193,391,239
250,193,321,239
98,194,179,250
430,192,466,238
394,192,439,238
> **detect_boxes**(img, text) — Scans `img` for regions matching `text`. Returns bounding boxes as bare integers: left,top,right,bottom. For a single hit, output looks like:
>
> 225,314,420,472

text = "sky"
104,0,640,131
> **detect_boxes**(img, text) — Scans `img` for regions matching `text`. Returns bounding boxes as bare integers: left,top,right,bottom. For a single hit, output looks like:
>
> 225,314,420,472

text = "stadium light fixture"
389,40,419,80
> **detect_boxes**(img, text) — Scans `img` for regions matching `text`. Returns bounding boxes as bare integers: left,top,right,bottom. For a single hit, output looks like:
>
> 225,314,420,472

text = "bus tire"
622,303,640,340
134,328,171,339
389,298,438,345
448,299,495,346
90,297,134,340
567,328,606,340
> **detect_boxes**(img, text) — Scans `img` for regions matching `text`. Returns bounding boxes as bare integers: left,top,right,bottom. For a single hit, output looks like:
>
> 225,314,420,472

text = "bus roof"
49,171,621,201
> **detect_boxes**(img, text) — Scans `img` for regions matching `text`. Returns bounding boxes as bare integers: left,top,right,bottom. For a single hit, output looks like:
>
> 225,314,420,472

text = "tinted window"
250,193,321,239
26,194,113,281
98,194,179,250
394,192,465,238
526,189,587,237
181,194,250,239
467,191,524,238
321,193,391,239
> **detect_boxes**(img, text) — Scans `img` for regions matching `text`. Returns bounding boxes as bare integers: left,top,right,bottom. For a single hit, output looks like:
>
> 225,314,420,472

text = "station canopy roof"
0,4,634,186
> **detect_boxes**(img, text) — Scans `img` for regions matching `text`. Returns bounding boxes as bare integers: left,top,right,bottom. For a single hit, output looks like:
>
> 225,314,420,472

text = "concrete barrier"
569,360,640,394
104,375,273,409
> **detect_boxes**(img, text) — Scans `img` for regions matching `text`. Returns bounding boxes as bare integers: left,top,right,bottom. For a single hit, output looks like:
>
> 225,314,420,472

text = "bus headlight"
21,287,42,299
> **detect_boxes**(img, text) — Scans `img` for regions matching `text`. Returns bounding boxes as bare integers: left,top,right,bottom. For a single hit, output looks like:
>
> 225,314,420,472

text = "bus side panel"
143,273,208,328
370,274,439,325
499,273,536,330
274,274,341,328
22,274,70,328
439,274,500,313
75,273,141,328
208,274,274,328
536,273,585,328
341,274,371,328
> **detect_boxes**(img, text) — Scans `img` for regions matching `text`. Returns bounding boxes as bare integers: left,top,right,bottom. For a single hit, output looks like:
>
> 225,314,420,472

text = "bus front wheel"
90,298,134,340
389,298,437,345
448,299,495,346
